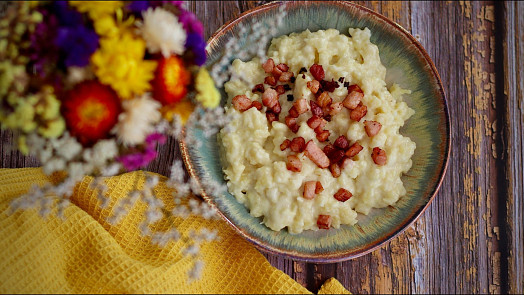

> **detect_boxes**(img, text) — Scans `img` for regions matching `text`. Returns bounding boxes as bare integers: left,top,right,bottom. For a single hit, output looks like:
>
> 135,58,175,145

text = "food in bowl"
218,28,416,234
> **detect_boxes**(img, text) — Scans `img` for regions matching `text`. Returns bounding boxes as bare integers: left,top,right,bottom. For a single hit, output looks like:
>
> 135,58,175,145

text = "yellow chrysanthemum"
161,100,195,124
69,1,123,20
91,33,157,99
194,68,221,109
92,9,135,38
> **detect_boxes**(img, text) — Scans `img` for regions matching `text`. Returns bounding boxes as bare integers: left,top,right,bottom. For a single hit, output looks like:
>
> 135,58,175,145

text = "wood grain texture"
502,1,524,294
0,1,521,293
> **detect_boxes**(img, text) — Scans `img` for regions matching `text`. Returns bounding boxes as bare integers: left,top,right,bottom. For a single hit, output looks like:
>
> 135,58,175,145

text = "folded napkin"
0,168,350,294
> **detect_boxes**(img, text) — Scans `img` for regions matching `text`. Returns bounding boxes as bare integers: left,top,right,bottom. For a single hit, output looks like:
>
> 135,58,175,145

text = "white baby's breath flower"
113,93,161,146
43,157,66,175
139,7,186,57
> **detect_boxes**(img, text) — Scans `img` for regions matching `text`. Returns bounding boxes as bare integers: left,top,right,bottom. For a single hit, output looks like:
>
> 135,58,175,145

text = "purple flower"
29,9,60,77
152,1,185,8
118,133,166,171
145,133,166,147
51,1,83,27
185,33,207,66
178,10,204,37
127,1,150,13
55,25,99,67
118,149,158,171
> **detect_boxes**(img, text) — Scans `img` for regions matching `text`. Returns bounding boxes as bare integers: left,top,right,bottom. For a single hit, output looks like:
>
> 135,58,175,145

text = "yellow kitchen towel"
0,168,350,294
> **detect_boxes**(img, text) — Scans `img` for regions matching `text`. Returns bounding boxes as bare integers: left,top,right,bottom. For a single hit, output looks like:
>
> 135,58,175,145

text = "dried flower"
185,32,206,66
152,55,191,105
178,10,204,37
61,81,121,145
194,68,220,108
91,33,157,99
113,93,161,146
55,24,99,67
69,1,124,21
139,7,186,57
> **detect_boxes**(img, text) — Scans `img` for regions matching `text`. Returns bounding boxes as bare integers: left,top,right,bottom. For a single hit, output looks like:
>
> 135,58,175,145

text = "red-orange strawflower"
62,80,121,145
152,55,191,106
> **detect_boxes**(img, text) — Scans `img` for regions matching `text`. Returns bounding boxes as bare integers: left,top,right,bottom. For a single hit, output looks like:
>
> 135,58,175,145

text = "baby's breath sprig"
209,2,288,87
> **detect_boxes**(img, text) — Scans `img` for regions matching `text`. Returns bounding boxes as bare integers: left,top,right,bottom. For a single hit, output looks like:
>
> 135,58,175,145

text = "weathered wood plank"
502,1,524,294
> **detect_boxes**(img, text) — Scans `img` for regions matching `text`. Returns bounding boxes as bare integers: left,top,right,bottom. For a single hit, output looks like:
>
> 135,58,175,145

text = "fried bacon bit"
310,100,324,117
319,79,339,92
371,147,387,166
343,81,350,88
298,67,307,74
317,92,332,108
286,155,302,172
285,116,299,133
324,114,332,122
266,111,278,124
272,101,281,114
328,102,343,116
364,120,382,137
276,63,289,72
330,163,341,178
347,84,363,94
263,58,275,73
323,143,336,156
343,89,363,110
304,140,330,168
307,80,320,94
316,129,330,142
340,157,353,169
334,188,352,202
289,137,306,153
290,76,296,83
315,181,324,194
251,101,263,111
303,181,317,200
307,115,327,130
293,98,309,115
346,142,363,158
317,215,332,229
280,139,290,151
309,64,325,81
327,149,345,164
262,88,278,108
338,77,345,83
287,94,294,101
275,85,286,95
279,71,294,82
349,103,367,122
232,95,252,112
334,135,350,150
288,106,299,118
264,76,277,86
252,83,265,93
272,66,283,78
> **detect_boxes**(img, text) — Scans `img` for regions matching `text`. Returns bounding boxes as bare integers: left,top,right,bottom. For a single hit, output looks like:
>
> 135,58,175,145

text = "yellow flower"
92,9,135,38
69,1,123,20
91,33,157,99
161,100,195,124
194,68,221,109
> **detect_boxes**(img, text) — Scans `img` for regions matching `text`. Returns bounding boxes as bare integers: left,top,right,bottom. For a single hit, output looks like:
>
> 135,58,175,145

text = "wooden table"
1,1,523,293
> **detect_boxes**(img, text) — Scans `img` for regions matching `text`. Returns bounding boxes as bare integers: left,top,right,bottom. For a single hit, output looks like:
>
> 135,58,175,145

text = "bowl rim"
180,0,451,263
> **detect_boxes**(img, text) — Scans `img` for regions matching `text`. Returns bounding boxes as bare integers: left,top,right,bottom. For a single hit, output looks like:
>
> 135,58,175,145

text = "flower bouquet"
0,1,230,278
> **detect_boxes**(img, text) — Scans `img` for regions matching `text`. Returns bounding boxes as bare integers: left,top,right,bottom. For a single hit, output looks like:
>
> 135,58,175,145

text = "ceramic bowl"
180,1,450,262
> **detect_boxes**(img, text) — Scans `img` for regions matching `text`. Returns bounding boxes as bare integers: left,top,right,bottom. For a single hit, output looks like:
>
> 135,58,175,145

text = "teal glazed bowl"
180,1,450,262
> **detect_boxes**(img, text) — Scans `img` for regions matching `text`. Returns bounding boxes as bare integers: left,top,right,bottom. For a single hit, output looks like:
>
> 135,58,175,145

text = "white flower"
112,93,161,146
139,7,186,57
43,157,66,175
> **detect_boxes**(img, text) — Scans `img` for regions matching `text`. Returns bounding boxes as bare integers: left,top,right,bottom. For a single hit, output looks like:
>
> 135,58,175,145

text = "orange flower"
62,81,121,145
152,55,191,106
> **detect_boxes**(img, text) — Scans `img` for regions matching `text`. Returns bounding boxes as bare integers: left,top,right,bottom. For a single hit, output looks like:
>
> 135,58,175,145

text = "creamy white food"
219,28,416,234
